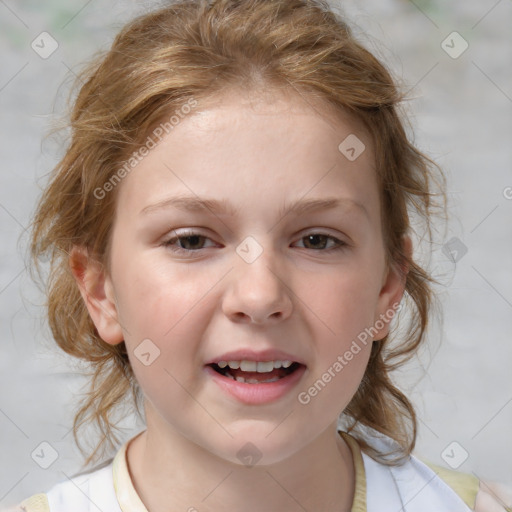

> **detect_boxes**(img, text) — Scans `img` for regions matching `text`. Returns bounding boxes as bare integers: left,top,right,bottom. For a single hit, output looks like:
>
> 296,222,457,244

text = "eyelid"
295,228,349,243
164,228,214,240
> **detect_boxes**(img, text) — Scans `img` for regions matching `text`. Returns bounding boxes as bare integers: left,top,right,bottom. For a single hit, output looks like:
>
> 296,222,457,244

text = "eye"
294,233,346,251
163,230,218,254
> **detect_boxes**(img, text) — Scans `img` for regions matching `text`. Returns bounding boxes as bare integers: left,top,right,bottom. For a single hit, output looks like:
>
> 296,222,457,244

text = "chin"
204,429,307,468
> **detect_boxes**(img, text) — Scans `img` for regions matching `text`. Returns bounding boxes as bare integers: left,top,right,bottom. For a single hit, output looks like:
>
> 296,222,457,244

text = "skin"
71,88,408,512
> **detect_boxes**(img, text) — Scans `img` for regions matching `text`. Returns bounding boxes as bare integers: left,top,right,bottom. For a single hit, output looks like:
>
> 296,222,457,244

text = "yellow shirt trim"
113,432,148,512
18,493,50,512
339,431,367,512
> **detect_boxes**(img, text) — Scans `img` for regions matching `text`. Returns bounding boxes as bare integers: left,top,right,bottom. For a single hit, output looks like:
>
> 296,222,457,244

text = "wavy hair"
31,0,444,467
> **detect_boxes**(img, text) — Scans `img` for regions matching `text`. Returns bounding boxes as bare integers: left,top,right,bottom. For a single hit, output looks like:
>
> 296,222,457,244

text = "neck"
127,417,355,512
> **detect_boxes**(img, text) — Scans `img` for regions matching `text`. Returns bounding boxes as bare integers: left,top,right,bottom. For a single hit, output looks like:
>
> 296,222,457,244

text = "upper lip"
206,349,305,366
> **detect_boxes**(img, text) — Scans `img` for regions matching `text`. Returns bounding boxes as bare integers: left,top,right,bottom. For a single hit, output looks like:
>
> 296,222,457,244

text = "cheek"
295,271,375,417
299,261,383,342
113,261,221,406
293,259,381,407
114,257,213,335
111,256,224,383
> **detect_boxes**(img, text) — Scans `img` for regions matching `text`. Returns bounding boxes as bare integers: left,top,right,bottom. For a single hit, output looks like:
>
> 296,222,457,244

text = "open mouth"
208,361,303,384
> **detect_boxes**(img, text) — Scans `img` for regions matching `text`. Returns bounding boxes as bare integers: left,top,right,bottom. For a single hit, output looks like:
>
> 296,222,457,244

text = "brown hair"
31,0,444,467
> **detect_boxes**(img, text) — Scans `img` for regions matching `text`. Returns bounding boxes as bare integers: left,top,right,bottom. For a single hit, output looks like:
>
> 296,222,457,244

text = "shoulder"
9,460,120,512
342,427,511,512
410,458,512,512
0,493,50,512
13,494,50,512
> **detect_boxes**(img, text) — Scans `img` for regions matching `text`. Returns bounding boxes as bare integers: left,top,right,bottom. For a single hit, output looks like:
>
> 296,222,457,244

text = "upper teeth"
217,360,293,372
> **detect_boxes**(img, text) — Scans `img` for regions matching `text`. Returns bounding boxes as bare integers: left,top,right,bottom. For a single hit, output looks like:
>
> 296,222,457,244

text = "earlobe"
69,246,124,345
373,236,412,340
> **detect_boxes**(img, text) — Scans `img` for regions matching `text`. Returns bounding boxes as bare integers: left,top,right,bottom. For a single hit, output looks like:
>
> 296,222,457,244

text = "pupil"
306,234,327,249
181,235,203,250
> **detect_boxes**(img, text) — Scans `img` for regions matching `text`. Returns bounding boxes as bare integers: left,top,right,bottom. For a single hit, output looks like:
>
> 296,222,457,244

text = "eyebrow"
140,195,368,219
141,196,240,216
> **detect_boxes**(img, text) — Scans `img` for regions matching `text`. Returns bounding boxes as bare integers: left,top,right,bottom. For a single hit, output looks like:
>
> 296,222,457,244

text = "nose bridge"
223,238,292,323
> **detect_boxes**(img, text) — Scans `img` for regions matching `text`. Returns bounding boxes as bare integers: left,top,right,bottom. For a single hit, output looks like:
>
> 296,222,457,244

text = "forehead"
114,88,380,226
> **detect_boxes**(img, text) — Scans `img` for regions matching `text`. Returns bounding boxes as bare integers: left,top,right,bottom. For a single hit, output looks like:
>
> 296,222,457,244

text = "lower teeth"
225,374,281,384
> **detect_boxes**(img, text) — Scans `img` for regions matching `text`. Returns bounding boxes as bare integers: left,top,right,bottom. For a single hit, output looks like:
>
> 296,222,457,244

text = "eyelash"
162,230,347,256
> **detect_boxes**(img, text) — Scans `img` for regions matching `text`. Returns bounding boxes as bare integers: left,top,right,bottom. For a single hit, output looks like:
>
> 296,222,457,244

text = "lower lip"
205,365,307,405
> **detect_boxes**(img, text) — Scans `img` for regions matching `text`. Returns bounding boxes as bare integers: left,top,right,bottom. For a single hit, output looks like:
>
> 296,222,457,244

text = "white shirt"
12,429,489,512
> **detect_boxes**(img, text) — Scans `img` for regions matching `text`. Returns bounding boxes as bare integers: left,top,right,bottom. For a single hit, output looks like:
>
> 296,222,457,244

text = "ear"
373,235,412,340
69,246,124,345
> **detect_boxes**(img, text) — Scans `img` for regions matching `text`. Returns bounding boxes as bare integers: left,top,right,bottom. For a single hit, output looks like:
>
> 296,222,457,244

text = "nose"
221,250,293,325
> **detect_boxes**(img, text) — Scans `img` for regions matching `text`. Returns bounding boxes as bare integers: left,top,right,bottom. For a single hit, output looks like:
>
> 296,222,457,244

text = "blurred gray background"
1,0,511,507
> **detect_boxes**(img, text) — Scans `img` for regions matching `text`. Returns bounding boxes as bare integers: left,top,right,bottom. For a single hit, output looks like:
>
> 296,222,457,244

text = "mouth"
207,360,304,384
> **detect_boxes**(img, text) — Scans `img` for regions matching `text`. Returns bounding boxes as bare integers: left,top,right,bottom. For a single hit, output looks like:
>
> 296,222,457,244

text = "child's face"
80,89,405,464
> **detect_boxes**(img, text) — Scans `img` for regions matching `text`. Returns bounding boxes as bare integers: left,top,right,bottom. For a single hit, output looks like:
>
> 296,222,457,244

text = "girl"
11,0,511,510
